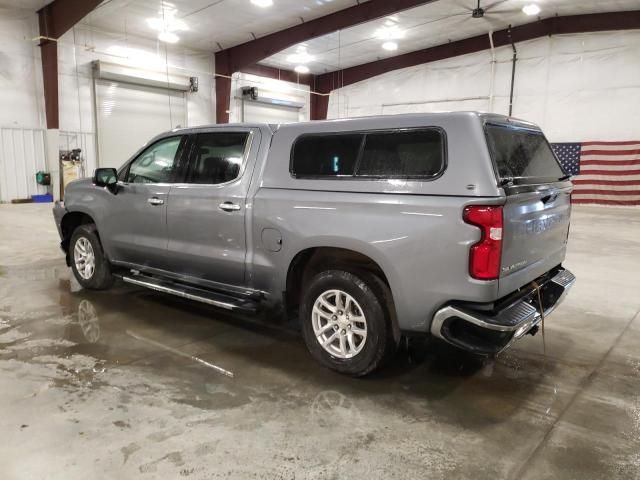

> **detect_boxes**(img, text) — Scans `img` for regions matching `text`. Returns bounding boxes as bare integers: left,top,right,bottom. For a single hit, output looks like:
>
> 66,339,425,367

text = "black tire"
300,269,397,376
69,224,114,290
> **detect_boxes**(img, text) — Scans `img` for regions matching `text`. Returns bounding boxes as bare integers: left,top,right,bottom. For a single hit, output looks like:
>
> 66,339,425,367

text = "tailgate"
499,184,571,296
483,121,573,297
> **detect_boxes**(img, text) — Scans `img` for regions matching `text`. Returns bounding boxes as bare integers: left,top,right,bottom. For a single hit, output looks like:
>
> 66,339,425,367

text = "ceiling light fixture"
294,65,310,74
146,16,187,32
374,25,405,41
286,46,315,64
522,4,541,16
158,31,180,43
382,41,398,51
251,0,273,7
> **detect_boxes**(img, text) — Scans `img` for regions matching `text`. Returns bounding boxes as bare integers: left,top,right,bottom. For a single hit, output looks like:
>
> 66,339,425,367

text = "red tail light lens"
463,205,503,280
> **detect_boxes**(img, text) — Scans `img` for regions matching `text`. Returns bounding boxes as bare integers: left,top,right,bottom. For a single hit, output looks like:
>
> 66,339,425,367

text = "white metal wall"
327,30,640,142
0,127,47,203
1,10,214,202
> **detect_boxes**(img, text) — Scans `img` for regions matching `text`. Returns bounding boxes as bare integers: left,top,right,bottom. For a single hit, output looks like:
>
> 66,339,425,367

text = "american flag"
552,141,640,206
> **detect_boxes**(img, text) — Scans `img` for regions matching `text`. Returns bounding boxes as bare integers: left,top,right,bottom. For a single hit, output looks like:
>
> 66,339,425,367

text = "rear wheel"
69,224,114,290
300,269,396,376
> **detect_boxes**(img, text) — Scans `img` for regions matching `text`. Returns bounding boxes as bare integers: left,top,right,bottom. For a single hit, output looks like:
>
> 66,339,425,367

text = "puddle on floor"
0,256,638,479
0,260,572,422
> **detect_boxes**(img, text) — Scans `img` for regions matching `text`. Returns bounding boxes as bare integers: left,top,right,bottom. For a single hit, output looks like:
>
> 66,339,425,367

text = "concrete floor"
0,203,638,480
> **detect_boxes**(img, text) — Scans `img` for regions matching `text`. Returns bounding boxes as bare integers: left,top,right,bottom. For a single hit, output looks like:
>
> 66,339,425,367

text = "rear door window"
485,124,565,184
357,129,444,177
291,134,363,177
186,132,249,184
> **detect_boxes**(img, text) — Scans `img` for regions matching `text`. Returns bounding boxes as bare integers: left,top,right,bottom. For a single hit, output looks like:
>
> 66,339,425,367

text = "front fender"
60,179,115,256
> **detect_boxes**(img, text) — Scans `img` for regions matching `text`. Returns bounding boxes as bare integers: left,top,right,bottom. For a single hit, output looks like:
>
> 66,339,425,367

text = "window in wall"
186,132,249,184
126,136,183,184
291,134,363,177
357,129,445,177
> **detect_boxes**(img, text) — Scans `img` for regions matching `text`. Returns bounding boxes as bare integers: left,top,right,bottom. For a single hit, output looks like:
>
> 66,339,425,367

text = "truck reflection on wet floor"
0,270,567,434
56,276,545,385
58,277,483,371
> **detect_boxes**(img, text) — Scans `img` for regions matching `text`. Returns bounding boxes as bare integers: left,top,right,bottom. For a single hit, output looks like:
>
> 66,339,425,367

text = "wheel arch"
60,211,98,264
284,244,400,337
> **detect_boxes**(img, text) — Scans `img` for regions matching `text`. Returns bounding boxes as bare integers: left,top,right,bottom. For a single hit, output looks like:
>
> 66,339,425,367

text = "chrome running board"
120,273,258,313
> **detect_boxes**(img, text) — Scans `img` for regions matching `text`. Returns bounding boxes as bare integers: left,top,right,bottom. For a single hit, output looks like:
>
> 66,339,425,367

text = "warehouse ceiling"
261,0,640,74
78,0,367,51
4,0,639,75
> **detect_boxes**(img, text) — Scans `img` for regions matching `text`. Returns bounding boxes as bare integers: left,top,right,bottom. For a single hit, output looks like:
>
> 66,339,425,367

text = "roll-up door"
95,80,186,168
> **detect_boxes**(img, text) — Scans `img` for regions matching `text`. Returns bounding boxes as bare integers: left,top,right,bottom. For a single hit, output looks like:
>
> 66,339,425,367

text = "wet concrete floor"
0,203,639,479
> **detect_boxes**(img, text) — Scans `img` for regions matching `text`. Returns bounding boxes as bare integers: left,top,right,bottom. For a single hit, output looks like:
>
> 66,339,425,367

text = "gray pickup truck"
53,112,575,376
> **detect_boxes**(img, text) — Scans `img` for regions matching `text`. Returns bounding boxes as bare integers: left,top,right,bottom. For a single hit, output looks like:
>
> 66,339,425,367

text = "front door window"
127,136,183,184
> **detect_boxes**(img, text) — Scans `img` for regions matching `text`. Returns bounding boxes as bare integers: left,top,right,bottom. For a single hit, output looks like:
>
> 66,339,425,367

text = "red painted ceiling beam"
313,10,640,117
38,0,103,40
241,64,313,87
218,0,440,74
38,0,102,129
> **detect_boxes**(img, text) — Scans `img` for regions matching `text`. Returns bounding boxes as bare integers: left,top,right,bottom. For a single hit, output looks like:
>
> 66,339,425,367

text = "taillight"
463,205,503,280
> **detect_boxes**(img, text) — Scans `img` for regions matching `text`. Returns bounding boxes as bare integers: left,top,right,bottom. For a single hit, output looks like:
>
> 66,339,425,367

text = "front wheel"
69,224,114,290
300,270,396,376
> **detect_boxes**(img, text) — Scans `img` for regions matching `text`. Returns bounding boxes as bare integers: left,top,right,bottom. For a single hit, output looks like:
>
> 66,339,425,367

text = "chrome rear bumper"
430,268,576,355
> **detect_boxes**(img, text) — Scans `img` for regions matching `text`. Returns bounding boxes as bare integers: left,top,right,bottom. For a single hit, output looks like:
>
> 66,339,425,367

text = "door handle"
147,197,164,206
219,202,241,212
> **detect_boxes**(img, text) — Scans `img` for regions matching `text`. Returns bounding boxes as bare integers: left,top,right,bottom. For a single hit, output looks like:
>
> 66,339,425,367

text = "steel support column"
37,0,102,129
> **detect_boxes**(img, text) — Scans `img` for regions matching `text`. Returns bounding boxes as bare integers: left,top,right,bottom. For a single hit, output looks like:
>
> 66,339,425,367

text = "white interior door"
95,80,186,168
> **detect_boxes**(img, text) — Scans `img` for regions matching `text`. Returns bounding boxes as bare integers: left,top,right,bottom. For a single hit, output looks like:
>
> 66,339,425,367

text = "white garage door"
242,101,300,124
95,80,186,168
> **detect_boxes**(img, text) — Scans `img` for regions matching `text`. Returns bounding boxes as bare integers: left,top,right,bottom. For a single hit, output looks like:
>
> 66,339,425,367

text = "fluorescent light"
158,31,179,43
146,15,187,32
374,25,405,40
382,41,398,51
286,47,315,64
522,4,541,15
294,65,310,74
251,0,273,7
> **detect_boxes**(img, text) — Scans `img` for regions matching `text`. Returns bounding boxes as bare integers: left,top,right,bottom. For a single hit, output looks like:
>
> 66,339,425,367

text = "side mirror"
93,168,118,191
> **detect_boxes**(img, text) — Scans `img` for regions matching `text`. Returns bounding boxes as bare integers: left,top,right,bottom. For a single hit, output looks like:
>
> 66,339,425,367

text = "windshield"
485,124,566,184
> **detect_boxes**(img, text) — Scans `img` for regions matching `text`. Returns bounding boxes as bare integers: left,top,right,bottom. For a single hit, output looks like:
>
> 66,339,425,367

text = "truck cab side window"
187,132,249,184
126,136,183,184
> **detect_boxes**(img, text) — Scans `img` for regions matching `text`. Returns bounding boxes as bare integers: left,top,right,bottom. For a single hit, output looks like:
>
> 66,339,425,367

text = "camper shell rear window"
484,123,566,185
